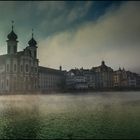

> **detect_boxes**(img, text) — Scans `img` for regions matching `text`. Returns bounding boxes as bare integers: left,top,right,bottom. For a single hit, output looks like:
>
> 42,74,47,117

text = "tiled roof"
39,66,64,75
92,64,113,72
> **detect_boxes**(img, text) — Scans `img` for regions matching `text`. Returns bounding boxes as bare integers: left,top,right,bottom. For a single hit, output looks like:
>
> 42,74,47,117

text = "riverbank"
62,87,140,93
0,87,140,95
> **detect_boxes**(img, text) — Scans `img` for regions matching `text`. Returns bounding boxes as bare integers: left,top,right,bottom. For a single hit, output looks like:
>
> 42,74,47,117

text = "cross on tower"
12,20,14,31
32,28,34,38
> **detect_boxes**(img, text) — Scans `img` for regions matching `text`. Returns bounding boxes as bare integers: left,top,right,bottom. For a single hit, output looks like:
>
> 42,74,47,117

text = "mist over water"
0,92,140,139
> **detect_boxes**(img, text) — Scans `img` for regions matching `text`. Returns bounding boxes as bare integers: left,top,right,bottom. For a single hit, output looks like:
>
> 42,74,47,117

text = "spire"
12,20,14,31
32,28,34,38
28,29,37,46
7,20,17,40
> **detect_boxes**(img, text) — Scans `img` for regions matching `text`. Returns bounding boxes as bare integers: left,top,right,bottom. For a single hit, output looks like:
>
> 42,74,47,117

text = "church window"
34,51,36,58
14,46,16,53
7,64,9,72
7,79,8,87
21,65,23,72
14,64,16,72
26,64,29,72
13,77,16,90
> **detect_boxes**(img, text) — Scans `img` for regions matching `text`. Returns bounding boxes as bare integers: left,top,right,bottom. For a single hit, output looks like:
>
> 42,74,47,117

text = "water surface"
0,92,140,139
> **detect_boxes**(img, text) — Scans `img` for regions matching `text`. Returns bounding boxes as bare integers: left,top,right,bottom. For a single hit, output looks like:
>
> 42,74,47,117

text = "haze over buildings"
0,1,140,73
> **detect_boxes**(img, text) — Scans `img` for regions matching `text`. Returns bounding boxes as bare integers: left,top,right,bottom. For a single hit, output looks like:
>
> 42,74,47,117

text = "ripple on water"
0,92,140,139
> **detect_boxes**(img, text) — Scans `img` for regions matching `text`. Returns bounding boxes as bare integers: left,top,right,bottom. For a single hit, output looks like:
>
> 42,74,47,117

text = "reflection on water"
0,92,140,139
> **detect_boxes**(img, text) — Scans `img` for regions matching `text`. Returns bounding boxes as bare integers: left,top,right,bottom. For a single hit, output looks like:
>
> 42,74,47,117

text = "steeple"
32,28,33,38
7,21,18,54
12,20,14,31
28,29,37,46
7,20,18,41
27,29,37,58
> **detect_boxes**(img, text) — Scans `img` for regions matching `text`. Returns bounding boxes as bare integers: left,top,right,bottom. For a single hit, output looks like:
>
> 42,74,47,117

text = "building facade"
113,68,140,88
66,69,88,90
66,61,114,90
0,26,39,93
0,24,140,93
39,66,65,92
92,61,114,89
113,68,128,88
0,25,64,93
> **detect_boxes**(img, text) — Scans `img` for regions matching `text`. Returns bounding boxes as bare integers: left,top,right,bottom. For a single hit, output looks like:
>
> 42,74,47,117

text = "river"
0,91,140,139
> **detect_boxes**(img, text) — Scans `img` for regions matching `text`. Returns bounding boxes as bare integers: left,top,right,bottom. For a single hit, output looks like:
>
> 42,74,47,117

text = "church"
0,23,65,94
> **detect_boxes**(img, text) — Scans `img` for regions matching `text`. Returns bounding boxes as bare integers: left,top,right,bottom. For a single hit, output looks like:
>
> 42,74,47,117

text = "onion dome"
28,37,37,46
28,29,37,46
7,21,17,40
7,30,17,40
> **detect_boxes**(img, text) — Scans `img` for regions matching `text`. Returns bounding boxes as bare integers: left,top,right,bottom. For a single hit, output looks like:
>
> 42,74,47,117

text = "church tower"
27,29,37,58
7,21,18,54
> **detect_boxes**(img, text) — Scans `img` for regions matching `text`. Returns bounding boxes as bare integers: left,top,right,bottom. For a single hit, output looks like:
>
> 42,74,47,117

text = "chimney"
59,65,62,71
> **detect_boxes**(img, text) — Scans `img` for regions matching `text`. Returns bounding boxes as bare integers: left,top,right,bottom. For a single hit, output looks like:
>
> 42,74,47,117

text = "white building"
0,25,38,93
66,69,88,90
0,24,64,94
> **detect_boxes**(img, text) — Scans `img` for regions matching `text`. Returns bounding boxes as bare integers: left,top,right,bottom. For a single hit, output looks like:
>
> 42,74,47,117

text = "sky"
0,1,140,73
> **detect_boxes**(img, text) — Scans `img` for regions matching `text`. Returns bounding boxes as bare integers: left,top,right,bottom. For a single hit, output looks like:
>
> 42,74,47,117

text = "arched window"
21,65,23,72
7,64,9,72
7,79,8,87
14,64,16,72
13,77,16,90
26,64,29,72
34,51,36,58
14,46,17,53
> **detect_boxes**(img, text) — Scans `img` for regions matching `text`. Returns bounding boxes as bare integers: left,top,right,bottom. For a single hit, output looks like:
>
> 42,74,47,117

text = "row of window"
0,78,37,89
6,64,37,73
39,83,58,88
0,80,8,89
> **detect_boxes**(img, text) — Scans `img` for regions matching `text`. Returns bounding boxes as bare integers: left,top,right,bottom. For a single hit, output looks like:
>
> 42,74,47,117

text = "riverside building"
0,24,64,93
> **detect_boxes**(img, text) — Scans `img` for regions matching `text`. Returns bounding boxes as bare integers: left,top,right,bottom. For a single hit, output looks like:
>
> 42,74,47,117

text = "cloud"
66,1,93,23
37,1,93,36
38,1,140,73
0,1,139,73
0,1,94,55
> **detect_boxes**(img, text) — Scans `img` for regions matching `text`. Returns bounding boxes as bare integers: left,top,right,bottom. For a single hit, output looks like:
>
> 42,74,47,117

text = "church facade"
0,24,64,93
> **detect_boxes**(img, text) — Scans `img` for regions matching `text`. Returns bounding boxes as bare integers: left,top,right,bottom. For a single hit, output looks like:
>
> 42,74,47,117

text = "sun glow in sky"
0,1,140,73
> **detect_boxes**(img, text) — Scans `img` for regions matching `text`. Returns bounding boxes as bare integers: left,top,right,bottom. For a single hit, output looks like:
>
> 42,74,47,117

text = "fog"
0,92,140,139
